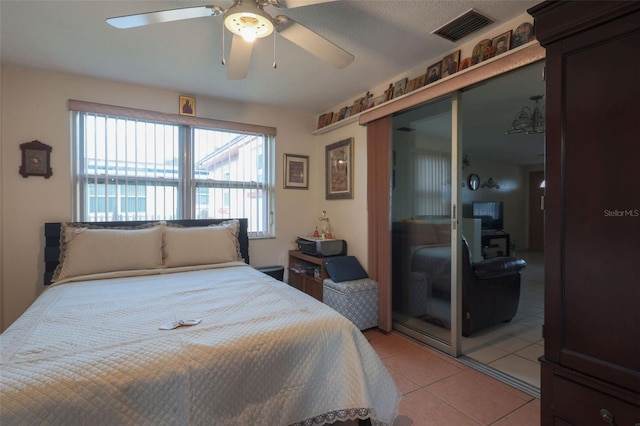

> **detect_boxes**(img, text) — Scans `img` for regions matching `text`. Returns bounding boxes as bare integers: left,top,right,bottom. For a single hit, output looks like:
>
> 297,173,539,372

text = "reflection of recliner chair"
462,236,526,337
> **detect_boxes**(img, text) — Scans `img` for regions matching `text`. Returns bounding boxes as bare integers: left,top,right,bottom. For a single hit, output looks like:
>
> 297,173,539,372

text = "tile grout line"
420,386,484,426
457,356,540,399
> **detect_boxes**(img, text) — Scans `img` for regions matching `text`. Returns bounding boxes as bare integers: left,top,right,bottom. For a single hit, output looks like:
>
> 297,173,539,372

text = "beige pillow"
52,223,164,282
163,220,242,268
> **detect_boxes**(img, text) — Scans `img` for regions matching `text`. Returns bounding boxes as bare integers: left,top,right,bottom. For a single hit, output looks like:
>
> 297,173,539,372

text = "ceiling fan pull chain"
221,23,226,66
273,30,277,69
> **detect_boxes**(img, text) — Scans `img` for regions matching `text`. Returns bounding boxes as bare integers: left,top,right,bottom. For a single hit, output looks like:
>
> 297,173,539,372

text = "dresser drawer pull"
599,409,614,425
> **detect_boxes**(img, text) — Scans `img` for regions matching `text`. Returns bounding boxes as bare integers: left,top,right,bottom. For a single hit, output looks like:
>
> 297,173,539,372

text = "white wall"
313,122,369,270
0,64,4,330
0,66,323,330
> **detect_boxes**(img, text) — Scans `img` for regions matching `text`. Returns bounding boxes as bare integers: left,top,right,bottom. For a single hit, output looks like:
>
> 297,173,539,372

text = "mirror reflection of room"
459,62,545,392
390,61,545,392
391,96,455,346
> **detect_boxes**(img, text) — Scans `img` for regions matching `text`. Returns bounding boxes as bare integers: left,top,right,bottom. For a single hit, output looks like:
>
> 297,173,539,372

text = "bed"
1,219,400,425
392,219,451,318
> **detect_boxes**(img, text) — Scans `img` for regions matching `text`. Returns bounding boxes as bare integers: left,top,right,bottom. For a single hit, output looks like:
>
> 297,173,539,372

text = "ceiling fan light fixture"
224,2,274,42
107,0,353,79
241,26,258,42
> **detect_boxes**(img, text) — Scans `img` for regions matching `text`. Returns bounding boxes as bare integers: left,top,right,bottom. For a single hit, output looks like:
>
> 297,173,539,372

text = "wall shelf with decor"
312,113,361,135
313,38,542,136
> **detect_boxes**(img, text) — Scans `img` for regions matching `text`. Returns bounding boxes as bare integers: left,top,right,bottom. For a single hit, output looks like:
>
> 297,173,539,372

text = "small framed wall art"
19,140,52,178
284,154,309,189
392,78,408,99
492,30,512,56
325,138,353,200
179,95,195,116
441,50,460,78
404,77,418,94
426,61,442,83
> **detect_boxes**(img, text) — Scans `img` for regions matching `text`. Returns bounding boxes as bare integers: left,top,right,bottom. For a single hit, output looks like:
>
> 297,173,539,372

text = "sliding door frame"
390,93,462,356
364,42,545,354
366,116,393,331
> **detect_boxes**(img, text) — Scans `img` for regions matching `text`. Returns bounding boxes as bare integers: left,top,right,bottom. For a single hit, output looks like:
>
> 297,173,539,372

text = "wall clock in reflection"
468,174,480,191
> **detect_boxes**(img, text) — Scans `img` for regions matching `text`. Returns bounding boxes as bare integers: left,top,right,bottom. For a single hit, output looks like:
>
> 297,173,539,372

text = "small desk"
481,233,510,258
287,250,327,301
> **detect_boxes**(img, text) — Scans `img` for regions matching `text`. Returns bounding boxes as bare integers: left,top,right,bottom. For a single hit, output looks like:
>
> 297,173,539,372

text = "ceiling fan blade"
106,6,222,29
275,16,353,69
268,0,337,9
227,35,254,80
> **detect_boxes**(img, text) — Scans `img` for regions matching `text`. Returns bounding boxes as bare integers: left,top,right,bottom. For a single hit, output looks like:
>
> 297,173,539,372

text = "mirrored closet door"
389,61,545,392
391,94,462,356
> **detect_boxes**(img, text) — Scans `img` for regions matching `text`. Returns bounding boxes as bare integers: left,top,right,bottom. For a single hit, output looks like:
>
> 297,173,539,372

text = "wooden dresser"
529,1,640,424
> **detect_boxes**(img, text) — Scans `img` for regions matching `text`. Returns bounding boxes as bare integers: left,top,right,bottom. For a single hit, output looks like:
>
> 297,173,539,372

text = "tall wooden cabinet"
529,2,640,424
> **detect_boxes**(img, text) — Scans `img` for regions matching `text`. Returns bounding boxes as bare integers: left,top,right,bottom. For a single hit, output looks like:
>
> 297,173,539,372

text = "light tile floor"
364,329,541,426
390,251,544,391
461,251,544,389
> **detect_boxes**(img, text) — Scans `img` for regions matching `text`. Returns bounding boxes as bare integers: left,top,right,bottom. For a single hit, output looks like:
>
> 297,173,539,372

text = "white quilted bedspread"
0,264,400,425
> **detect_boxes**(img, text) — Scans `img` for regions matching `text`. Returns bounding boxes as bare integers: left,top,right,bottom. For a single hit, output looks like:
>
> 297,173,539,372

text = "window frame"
70,100,276,238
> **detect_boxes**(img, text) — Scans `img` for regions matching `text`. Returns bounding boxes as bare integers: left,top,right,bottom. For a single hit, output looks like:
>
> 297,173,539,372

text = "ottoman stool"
323,278,379,330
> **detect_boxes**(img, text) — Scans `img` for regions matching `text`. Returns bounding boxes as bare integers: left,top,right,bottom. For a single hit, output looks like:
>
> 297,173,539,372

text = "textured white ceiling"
0,0,540,115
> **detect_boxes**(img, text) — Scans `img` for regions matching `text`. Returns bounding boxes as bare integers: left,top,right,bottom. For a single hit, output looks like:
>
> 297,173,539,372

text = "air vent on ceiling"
432,9,494,42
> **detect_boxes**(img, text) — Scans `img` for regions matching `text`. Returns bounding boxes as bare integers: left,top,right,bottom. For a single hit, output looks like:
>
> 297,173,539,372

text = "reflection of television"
473,201,504,230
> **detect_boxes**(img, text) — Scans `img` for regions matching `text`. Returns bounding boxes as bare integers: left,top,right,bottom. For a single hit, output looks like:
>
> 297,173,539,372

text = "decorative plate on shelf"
459,58,472,71
471,39,492,65
512,22,535,48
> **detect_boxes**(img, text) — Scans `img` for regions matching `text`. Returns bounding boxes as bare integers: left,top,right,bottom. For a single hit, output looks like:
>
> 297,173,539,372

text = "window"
71,101,275,238
413,151,451,216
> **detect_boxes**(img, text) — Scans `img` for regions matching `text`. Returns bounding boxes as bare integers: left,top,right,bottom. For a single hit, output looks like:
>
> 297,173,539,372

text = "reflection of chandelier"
506,95,545,134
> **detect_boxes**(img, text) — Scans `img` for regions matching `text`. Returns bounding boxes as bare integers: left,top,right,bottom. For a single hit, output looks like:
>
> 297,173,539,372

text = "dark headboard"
44,219,250,285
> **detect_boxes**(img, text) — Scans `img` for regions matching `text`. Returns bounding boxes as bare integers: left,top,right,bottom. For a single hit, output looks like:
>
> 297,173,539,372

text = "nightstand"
287,250,327,301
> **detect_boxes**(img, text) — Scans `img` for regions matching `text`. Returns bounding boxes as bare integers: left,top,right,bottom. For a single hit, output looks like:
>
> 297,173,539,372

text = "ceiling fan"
106,0,354,80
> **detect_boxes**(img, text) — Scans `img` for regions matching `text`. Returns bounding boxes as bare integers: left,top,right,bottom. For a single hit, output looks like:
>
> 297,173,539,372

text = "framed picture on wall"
405,77,418,94
426,61,442,84
284,154,309,189
441,50,460,78
392,78,408,99
179,95,195,116
325,138,353,200
492,30,512,56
